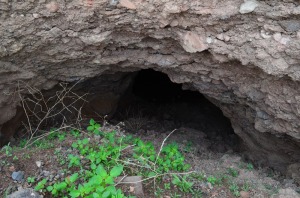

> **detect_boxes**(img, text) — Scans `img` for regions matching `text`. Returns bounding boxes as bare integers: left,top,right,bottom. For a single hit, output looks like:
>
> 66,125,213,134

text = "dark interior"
114,69,240,150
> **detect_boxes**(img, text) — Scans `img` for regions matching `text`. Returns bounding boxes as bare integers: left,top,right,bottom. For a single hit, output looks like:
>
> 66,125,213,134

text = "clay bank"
0,0,300,179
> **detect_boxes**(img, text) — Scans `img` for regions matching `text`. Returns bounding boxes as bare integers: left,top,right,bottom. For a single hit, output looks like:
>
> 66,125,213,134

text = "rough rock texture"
1,0,300,175
7,187,43,198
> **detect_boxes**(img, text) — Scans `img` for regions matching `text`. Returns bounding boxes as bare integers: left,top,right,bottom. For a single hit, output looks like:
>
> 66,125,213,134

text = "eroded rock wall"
1,0,300,173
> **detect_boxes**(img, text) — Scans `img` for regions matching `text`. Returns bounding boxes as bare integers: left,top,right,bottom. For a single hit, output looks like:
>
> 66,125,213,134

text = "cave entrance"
1,69,240,153
113,69,240,152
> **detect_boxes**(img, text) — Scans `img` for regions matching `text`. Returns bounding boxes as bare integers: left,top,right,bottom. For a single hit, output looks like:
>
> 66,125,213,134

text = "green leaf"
72,143,78,148
91,163,97,170
82,138,89,145
148,172,156,177
41,179,47,184
87,126,94,131
93,193,100,198
96,165,108,177
94,123,101,129
172,175,180,185
46,186,53,192
102,190,111,198
106,186,117,194
83,185,93,194
69,190,81,198
110,165,123,177
70,173,79,183
96,186,105,193
90,119,95,125
56,182,67,190
105,176,114,185
52,189,58,195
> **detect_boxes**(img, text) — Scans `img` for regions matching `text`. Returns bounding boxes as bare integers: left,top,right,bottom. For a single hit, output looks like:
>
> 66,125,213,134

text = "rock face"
0,0,300,175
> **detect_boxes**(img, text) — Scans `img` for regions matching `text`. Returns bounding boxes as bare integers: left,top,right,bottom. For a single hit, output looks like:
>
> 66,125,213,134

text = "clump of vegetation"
30,119,194,197
1,118,263,197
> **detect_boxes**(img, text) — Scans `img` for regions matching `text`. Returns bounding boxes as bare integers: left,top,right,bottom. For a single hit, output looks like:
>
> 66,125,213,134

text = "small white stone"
206,37,213,44
239,0,259,14
280,37,290,45
273,33,282,41
224,35,231,41
35,161,42,168
170,20,179,27
33,13,39,18
257,17,264,22
216,34,224,40
260,30,271,39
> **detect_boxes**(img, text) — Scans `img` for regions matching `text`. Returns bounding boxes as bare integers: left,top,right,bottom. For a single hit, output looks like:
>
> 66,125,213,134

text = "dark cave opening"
1,69,240,153
114,69,240,152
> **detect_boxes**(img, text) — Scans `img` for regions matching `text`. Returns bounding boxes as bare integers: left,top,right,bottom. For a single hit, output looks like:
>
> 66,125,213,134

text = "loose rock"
6,188,43,198
11,171,24,182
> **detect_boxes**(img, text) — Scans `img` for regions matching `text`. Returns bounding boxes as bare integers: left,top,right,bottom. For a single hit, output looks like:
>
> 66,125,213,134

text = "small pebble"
12,171,24,182
35,161,43,168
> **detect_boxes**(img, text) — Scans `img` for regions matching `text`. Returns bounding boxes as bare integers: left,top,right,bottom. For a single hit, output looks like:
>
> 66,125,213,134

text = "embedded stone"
180,31,208,53
239,0,259,14
119,0,137,10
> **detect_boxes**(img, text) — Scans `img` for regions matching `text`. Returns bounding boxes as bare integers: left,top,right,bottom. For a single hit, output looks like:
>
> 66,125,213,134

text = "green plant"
71,129,81,138
229,183,240,197
172,175,193,193
19,139,28,148
207,176,217,185
192,189,203,198
32,119,193,197
154,187,164,197
48,165,125,198
59,159,66,166
164,183,171,190
35,179,48,191
68,154,81,168
13,155,18,161
87,119,101,135
33,139,54,149
227,167,239,177
27,177,35,183
2,143,13,157
191,172,205,181
242,182,250,192
24,154,31,159
171,192,182,198
47,129,60,140
158,142,190,173
58,132,66,141
246,163,254,171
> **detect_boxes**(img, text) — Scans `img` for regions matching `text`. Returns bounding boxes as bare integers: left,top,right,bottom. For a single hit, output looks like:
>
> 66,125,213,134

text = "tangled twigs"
16,80,87,147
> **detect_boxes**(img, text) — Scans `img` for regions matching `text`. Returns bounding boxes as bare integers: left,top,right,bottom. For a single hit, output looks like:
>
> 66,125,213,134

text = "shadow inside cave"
113,69,240,152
